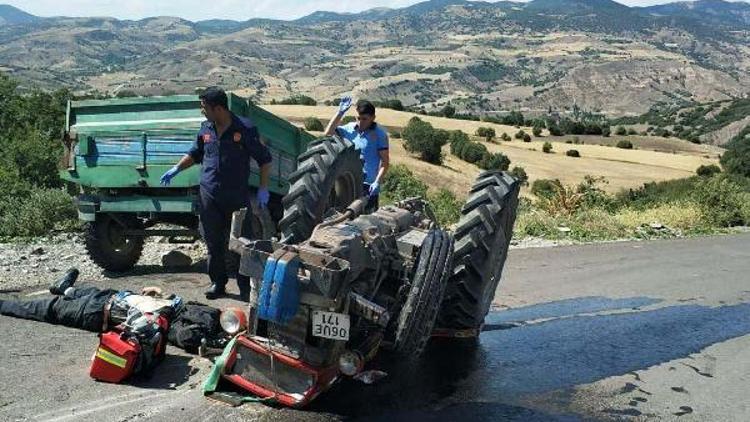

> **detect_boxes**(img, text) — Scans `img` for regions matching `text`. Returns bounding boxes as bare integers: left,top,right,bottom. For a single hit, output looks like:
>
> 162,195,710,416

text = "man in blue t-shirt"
325,97,390,211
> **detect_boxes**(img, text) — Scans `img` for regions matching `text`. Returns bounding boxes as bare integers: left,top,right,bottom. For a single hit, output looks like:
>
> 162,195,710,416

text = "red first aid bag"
90,331,141,383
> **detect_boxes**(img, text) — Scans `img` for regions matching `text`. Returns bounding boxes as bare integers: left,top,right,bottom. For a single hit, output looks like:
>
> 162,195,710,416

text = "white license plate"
311,311,350,341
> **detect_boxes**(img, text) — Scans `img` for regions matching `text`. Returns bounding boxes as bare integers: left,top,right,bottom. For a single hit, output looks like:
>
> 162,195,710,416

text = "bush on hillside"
342,116,356,124
533,126,543,137
720,137,750,178
478,152,510,171
501,132,512,142
616,140,633,149
277,95,317,106
509,166,529,186
523,133,532,142
566,149,581,158
693,174,747,227
514,130,526,140
542,142,553,153
476,127,496,141
304,117,324,132
531,179,563,199
449,130,470,155
460,142,488,164
427,188,462,227
380,164,428,203
616,126,628,136
402,117,448,165
696,164,721,177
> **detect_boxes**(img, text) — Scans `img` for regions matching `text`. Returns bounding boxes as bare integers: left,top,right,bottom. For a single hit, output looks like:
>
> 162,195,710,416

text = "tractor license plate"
311,311,350,341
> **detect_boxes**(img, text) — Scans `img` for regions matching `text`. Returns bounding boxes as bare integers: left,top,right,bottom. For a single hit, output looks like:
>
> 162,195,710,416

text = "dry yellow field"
264,105,721,198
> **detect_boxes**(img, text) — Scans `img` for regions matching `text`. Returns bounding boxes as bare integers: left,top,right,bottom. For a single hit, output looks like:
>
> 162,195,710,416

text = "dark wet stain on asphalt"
306,297,750,421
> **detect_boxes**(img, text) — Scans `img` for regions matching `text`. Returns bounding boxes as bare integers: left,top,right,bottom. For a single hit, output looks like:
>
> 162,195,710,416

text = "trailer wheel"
393,229,454,357
279,136,363,244
436,171,520,333
84,214,144,272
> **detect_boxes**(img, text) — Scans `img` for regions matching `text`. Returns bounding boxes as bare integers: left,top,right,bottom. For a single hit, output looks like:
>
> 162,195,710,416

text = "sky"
4,0,749,21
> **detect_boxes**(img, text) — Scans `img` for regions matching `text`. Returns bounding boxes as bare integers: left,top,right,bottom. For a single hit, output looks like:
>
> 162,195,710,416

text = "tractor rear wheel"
393,229,454,357
279,136,363,244
435,171,520,334
84,213,144,272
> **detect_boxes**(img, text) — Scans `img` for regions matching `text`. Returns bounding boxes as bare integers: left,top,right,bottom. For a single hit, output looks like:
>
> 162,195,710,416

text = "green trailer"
60,93,316,272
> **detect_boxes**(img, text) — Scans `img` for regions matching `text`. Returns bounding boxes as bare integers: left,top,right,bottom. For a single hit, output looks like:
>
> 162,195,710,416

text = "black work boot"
204,282,227,300
49,268,80,295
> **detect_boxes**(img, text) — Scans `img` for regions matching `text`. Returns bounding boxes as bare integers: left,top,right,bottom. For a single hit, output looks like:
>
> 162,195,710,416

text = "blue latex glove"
338,96,352,116
160,166,180,186
368,181,380,198
257,187,270,209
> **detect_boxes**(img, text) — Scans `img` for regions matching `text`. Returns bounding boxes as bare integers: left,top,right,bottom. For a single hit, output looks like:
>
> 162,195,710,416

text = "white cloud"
4,0,749,21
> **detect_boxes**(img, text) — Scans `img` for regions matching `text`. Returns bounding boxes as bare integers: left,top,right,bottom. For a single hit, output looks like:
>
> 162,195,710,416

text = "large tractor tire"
435,171,520,334
393,229,454,357
84,213,144,272
279,136,363,244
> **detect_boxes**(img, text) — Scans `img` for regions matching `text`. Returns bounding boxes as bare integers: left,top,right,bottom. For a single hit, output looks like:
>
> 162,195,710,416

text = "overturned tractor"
218,136,520,406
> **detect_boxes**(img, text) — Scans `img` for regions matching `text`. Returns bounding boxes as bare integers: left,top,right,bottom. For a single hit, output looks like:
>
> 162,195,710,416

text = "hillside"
0,0,748,121
265,104,720,197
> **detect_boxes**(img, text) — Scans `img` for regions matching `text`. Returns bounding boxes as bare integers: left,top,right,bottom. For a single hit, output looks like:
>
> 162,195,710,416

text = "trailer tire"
436,171,520,332
279,136,363,244
393,229,454,357
85,214,144,272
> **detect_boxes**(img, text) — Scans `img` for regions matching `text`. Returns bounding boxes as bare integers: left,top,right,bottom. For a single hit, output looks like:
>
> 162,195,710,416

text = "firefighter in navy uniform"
160,88,272,301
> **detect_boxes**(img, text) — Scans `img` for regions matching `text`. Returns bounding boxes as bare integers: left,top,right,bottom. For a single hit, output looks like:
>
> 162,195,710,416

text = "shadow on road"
308,297,750,421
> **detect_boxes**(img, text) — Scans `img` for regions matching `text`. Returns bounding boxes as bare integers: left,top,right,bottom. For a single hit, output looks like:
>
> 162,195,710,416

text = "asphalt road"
1,233,749,422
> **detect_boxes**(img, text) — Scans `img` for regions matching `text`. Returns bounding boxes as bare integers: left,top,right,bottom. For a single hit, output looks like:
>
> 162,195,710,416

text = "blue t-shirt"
336,122,389,184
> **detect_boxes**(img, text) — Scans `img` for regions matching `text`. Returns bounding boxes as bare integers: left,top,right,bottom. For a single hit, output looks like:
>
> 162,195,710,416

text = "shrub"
449,130,470,155
342,116,357,124
476,127,496,141
509,166,529,186
501,132,511,142
440,104,456,118
381,164,428,203
577,175,616,211
616,140,633,149
616,126,628,136
0,186,78,237
566,149,581,158
531,178,563,199
720,137,750,178
536,183,584,216
696,164,721,177
532,126,543,137
390,131,402,139
278,95,317,106
627,128,638,135
460,142,488,164
602,126,611,137
303,117,324,131
523,133,532,142
542,142,553,153
514,130,526,140
548,123,563,136
478,152,510,171
402,117,448,165
693,174,747,227
427,188,462,227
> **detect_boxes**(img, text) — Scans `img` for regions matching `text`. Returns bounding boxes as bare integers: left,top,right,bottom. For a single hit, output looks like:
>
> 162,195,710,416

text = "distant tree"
460,142,488,164
115,89,138,98
616,126,628,136
616,140,634,149
627,128,638,135
476,127,496,141
501,132,512,142
548,123,563,136
532,126,543,137
566,149,581,158
542,141,553,153
720,137,750,178
478,152,510,171
514,130,526,140
449,130,470,155
279,95,317,106
441,104,456,118
303,117,324,132
601,126,611,137
523,133,532,142
696,164,721,177
403,117,448,165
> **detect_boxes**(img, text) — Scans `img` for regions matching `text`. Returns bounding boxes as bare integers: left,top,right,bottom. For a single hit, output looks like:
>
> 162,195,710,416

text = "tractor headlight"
220,307,248,335
338,350,363,376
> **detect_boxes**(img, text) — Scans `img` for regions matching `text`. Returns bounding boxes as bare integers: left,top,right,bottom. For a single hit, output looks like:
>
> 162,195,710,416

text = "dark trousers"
364,183,379,213
199,189,252,292
0,286,116,332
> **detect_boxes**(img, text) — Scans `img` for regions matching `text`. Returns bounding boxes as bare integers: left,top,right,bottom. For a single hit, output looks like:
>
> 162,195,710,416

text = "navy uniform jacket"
188,114,272,206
